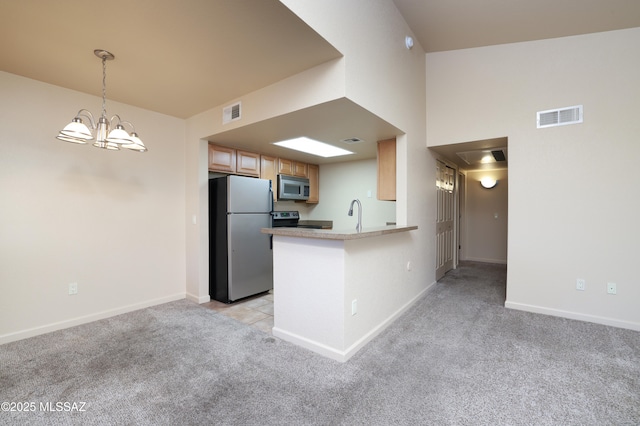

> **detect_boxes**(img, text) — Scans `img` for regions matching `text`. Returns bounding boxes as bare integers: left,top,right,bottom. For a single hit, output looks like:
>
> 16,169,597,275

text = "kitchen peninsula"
262,224,419,362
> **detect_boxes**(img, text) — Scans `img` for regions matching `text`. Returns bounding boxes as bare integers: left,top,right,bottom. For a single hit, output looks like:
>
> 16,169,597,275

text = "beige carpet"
1,262,638,425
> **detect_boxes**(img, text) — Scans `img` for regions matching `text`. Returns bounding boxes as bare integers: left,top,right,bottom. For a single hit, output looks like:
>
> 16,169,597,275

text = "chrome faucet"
348,199,362,232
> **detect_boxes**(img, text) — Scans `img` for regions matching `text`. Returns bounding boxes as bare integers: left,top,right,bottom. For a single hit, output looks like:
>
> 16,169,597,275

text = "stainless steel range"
271,211,300,228
272,211,332,229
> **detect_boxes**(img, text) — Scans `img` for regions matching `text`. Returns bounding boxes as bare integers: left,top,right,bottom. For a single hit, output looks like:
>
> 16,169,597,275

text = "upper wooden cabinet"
209,144,318,203
377,138,396,201
278,158,308,178
306,163,319,204
277,157,293,175
236,150,260,177
209,144,261,177
208,144,236,173
293,161,308,178
260,155,278,202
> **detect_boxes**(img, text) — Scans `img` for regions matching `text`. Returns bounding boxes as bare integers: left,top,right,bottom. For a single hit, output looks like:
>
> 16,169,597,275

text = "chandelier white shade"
58,117,93,142
55,50,147,153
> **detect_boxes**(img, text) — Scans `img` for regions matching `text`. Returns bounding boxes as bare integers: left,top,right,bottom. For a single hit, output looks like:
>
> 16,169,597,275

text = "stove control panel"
272,211,299,220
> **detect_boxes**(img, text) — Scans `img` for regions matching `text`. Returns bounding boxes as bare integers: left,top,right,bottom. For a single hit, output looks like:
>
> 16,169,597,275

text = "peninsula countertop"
262,224,418,241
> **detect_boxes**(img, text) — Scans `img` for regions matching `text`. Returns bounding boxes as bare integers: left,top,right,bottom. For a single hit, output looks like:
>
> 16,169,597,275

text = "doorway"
430,138,508,285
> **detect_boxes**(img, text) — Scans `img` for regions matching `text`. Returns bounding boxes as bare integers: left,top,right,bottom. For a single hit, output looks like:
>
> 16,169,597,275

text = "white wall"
426,28,640,330
0,72,187,343
307,159,396,230
185,0,434,305
465,169,508,264
185,59,347,302
272,230,422,362
281,0,431,230
280,0,435,300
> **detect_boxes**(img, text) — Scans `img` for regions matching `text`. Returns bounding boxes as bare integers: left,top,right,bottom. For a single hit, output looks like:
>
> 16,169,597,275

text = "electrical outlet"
351,299,357,316
68,282,78,295
576,279,585,291
607,282,617,295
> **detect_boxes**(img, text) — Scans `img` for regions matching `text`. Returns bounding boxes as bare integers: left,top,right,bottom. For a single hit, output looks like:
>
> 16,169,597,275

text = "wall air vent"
537,105,583,128
222,102,241,124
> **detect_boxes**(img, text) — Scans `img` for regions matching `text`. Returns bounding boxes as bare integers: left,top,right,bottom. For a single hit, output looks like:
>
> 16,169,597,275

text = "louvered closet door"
436,161,455,280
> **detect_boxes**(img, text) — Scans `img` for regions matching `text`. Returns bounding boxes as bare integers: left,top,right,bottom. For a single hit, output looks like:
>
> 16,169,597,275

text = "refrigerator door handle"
269,182,274,213
270,234,273,250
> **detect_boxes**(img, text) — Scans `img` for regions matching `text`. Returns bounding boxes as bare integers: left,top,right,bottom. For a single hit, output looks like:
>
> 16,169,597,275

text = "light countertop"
262,225,418,241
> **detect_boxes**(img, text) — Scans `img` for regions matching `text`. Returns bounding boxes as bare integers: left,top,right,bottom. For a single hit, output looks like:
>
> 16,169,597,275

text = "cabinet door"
306,163,319,204
260,155,278,202
209,144,236,173
377,138,396,201
293,161,308,178
236,150,260,177
278,158,294,175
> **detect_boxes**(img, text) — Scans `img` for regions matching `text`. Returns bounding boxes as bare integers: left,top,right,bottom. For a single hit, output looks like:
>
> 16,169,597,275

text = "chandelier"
56,49,147,152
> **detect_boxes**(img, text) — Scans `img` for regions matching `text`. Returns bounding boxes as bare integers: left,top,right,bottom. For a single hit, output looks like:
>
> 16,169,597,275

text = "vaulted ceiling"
2,0,639,165
0,0,340,119
393,0,640,53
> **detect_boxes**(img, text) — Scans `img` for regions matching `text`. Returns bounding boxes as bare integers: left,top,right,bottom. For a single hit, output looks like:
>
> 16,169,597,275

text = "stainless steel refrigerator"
209,175,273,303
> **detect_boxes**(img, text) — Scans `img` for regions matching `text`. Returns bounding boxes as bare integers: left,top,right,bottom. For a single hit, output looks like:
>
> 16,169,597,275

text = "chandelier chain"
101,56,107,119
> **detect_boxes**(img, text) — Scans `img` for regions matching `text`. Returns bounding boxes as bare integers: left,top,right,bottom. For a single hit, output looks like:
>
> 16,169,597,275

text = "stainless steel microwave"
277,175,310,201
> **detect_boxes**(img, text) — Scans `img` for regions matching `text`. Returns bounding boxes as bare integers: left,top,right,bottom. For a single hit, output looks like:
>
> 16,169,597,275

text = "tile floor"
202,291,274,334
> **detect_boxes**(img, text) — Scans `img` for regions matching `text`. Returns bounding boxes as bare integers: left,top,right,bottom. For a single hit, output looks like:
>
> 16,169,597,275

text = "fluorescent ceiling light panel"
273,137,354,158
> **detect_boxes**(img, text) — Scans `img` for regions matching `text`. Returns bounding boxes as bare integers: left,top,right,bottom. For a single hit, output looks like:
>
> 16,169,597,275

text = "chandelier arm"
117,119,136,134
76,109,97,130
109,114,123,127
109,115,138,134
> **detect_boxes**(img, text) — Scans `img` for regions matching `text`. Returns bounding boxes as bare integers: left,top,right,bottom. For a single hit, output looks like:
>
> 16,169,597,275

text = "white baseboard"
0,293,186,345
505,300,640,332
272,327,347,362
186,292,210,304
342,281,437,360
273,281,437,362
464,256,507,265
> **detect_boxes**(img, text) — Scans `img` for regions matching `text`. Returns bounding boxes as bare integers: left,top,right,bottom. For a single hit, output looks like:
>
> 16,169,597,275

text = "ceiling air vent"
537,105,583,128
341,137,364,144
456,147,507,166
222,102,241,124
491,150,506,162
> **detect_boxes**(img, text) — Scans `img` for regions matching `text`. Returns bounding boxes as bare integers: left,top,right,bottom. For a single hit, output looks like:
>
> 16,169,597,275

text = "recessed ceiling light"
273,137,354,158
